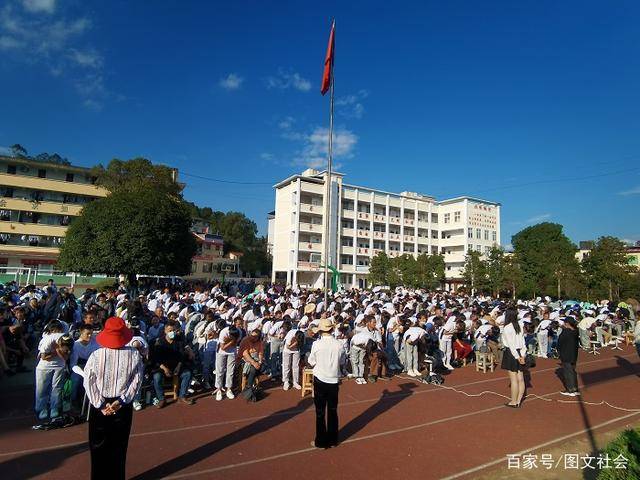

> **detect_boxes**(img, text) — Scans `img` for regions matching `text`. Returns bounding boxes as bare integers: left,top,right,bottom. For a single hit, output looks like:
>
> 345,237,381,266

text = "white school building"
269,169,501,290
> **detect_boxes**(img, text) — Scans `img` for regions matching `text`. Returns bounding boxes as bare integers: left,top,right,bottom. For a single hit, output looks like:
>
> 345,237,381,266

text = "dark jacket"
557,328,579,363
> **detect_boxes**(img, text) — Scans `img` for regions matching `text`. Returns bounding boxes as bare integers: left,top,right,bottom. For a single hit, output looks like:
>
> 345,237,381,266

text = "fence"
0,268,111,289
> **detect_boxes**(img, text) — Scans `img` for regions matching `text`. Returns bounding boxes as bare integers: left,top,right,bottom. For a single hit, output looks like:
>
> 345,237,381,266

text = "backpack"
241,384,263,403
424,373,444,385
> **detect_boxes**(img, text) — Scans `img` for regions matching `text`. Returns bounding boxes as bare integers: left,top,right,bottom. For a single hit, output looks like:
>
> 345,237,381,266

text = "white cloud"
266,69,311,92
22,0,56,14
290,126,358,169
526,213,551,223
0,2,112,110
260,153,274,161
619,185,640,196
68,48,102,68
335,89,369,119
219,73,243,90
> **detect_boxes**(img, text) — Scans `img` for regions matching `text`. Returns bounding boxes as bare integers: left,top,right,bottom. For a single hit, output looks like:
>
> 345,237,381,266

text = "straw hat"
312,318,334,334
304,303,316,315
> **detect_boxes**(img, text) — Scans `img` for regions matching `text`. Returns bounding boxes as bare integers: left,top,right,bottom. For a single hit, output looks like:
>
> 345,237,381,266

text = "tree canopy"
368,252,445,289
583,236,632,300
58,188,196,276
59,158,196,277
92,158,181,197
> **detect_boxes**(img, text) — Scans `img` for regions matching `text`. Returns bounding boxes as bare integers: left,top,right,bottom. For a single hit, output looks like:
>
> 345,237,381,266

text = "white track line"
0,353,634,460
440,410,640,480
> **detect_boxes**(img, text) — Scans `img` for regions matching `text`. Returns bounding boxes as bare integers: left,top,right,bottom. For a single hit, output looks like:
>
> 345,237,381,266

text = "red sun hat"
96,317,133,349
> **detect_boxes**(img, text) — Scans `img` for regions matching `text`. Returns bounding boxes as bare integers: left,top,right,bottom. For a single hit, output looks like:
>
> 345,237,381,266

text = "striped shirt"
83,346,144,408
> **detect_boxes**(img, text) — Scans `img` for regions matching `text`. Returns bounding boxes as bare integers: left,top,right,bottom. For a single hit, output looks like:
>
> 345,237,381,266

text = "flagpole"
323,19,335,308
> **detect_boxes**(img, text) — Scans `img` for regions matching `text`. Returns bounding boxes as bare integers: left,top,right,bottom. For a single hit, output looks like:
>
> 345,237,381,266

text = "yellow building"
0,155,108,273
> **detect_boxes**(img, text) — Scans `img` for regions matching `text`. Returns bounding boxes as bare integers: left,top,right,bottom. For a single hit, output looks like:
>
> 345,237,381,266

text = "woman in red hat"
83,317,143,480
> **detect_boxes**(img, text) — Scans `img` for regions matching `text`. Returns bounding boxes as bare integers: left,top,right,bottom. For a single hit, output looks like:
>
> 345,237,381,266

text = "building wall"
0,156,108,270
271,169,501,289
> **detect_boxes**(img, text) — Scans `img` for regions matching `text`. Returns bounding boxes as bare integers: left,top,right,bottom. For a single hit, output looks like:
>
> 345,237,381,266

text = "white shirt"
283,329,299,354
536,319,552,333
37,333,65,368
351,330,374,348
308,334,346,384
70,338,99,368
403,326,425,343
217,327,237,356
501,323,526,359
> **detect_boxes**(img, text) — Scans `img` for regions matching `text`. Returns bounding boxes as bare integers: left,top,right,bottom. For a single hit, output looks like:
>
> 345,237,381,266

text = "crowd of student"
1,279,639,425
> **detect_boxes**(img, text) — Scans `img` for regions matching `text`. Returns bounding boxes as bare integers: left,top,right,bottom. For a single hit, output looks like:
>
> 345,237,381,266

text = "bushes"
596,428,640,479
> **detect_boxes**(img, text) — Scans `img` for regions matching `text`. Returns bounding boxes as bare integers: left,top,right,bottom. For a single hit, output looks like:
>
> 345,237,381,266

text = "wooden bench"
475,352,494,373
301,368,314,398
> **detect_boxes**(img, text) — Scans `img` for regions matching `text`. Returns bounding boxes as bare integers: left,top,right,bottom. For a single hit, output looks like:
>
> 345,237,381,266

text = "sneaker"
444,364,455,371
179,397,195,405
560,391,574,396
215,390,223,401
367,376,377,384
293,383,302,390
156,399,166,409
133,401,142,411
226,389,235,400
355,377,365,384
346,373,354,378
152,397,160,406
572,391,581,396
283,382,290,391
38,410,48,421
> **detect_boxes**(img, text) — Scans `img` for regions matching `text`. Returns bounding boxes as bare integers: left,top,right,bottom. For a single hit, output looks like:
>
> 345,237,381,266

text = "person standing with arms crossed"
308,317,345,449
83,317,143,480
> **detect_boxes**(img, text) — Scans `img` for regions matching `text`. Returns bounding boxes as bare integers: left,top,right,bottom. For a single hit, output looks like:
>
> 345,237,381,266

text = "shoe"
347,373,354,378
504,403,520,408
283,382,290,391
293,383,302,390
215,390,223,401
152,397,160,406
156,399,166,409
179,397,194,405
445,364,455,371
572,391,580,396
133,401,142,411
367,376,377,384
38,410,48,421
560,391,574,397
226,389,235,400
355,377,365,384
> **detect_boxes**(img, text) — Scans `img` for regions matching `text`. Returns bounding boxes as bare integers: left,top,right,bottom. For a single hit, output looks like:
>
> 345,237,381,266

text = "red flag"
320,21,335,95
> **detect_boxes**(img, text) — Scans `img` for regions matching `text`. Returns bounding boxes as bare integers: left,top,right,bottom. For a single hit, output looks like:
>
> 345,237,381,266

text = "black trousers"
313,377,339,448
89,399,133,480
562,362,578,392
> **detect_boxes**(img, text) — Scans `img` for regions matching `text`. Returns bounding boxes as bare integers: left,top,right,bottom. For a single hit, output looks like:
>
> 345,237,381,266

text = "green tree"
58,189,197,279
92,158,182,197
394,254,419,287
486,246,506,297
240,236,272,277
583,236,632,300
502,254,524,299
416,253,445,290
462,250,489,294
369,251,392,287
512,222,578,298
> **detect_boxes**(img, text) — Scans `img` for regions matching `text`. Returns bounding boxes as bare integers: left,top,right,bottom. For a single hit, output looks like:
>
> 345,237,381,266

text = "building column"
400,197,405,254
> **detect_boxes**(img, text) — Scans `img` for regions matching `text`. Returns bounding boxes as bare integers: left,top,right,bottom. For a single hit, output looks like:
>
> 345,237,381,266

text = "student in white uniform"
281,321,302,390
403,318,425,376
214,326,239,401
536,313,552,358
439,315,457,370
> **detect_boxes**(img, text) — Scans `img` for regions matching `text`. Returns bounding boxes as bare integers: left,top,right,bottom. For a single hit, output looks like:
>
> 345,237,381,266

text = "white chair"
610,336,623,351
589,340,601,355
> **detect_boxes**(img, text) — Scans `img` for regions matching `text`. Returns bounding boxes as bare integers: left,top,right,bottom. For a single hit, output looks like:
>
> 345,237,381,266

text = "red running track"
1,347,639,480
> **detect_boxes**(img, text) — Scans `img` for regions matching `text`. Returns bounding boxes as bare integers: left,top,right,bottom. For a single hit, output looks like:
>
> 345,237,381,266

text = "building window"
2,188,13,198
38,169,46,178
431,213,438,223
65,173,74,182
7,165,16,175
468,229,473,239
476,228,481,239
454,211,461,222
492,231,497,242
484,230,489,240
476,244,482,252
202,263,213,273
485,246,491,254
467,244,473,252
191,262,197,273
341,255,353,265
444,213,450,224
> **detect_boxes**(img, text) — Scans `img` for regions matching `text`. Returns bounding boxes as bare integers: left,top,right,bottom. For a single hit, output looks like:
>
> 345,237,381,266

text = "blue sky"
1,0,639,245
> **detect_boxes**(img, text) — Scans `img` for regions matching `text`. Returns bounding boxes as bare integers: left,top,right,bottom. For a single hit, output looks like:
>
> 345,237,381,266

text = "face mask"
167,331,176,340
